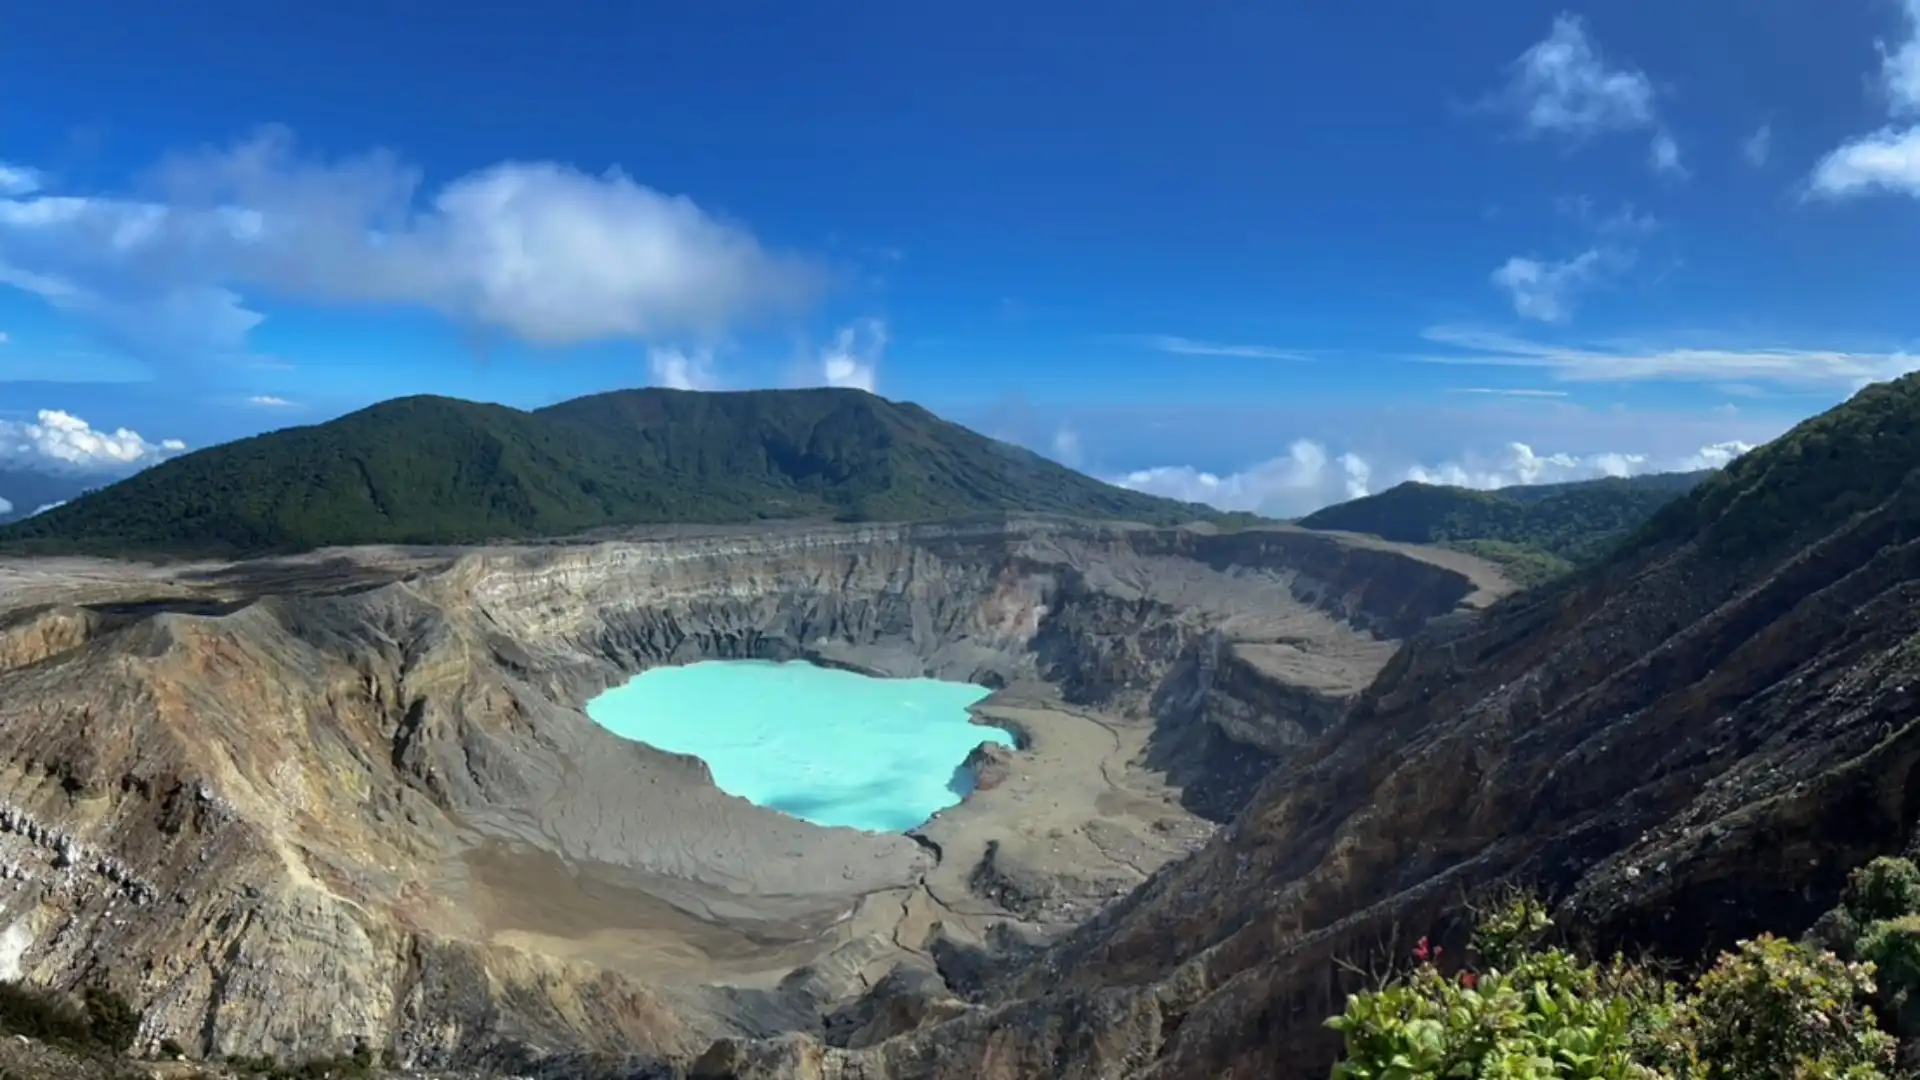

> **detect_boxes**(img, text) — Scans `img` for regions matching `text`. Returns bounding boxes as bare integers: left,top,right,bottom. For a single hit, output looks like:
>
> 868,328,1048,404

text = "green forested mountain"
1625,375,1920,563
0,388,1236,557
1297,470,1715,585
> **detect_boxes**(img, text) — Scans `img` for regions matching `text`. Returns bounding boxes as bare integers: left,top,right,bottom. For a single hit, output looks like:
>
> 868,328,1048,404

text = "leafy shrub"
79,984,138,1055
1685,935,1893,1079
1327,899,1897,1079
1859,916,1920,1034
0,979,142,1056
224,1046,380,1079
0,980,93,1045
1846,858,1920,926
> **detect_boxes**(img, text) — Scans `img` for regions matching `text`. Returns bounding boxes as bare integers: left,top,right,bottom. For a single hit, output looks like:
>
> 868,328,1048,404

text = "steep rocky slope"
700,377,1920,1079
0,517,1497,1073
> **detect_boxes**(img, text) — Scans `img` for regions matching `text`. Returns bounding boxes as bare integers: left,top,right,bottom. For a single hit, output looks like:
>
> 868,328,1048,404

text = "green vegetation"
1627,374,1920,563
219,1044,379,1079
1333,856,1920,1078
0,979,137,1055
1298,472,1712,586
1328,893,1898,1079
0,388,1239,558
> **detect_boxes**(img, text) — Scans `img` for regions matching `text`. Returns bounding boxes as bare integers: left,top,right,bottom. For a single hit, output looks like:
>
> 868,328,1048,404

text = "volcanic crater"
0,516,1506,1070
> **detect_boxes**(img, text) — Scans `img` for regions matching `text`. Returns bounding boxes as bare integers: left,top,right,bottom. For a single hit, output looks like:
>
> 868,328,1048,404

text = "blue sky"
3,0,1920,515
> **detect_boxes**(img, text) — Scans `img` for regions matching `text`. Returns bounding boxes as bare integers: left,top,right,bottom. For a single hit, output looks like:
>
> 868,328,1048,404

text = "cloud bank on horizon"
0,410,184,474
1112,437,1753,520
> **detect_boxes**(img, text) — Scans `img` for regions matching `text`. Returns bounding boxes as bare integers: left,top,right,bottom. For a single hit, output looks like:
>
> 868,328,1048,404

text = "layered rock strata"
0,518,1498,1070
703,486,1920,1078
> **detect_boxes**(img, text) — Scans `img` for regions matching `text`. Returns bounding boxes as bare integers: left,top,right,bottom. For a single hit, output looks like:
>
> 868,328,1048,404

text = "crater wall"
0,518,1502,1069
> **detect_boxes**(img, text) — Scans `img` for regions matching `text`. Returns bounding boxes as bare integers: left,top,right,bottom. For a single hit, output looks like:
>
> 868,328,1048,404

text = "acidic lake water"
585,660,1012,833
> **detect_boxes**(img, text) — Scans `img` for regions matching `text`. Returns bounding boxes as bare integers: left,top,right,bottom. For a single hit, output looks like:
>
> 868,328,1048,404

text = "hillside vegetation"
0,388,1239,557
1626,375,1920,563
1298,470,1712,585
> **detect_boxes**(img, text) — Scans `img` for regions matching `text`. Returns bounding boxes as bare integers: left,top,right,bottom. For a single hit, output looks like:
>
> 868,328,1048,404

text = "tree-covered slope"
1623,375,1920,564
1297,470,1715,585
0,388,1233,557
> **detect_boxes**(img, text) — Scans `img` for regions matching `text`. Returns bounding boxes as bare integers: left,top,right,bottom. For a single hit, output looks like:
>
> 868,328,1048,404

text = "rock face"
716,458,1920,1075
0,517,1498,1071
958,743,1013,792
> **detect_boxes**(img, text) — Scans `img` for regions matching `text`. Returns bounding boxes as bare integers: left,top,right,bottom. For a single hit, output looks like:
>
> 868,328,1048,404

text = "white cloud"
0,127,821,366
1743,124,1773,167
0,165,39,198
1650,131,1687,177
1490,250,1605,323
0,409,186,473
818,318,885,392
29,501,65,517
1133,334,1312,361
1501,15,1656,136
246,394,298,408
1493,15,1681,176
0,330,8,344
1114,440,1371,518
1883,0,1920,114
1810,125,1920,197
1113,437,1751,519
1051,426,1084,467
1810,2,1920,198
648,346,720,391
1420,325,1920,388
0,496,10,516
1448,387,1569,398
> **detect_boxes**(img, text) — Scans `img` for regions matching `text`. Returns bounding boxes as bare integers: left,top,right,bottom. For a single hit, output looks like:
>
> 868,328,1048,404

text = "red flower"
1413,936,1433,963
1459,971,1478,989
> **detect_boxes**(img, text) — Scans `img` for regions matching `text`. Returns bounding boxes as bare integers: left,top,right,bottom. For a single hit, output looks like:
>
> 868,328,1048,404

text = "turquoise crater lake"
585,660,1012,833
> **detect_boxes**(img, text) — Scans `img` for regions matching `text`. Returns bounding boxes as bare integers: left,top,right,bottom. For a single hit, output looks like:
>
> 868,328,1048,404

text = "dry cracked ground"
0,517,1508,1076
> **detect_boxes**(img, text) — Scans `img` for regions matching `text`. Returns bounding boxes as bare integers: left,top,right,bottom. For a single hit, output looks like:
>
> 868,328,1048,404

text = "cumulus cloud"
0,127,821,367
0,495,10,516
1811,1,1920,198
1812,125,1920,197
30,501,65,516
648,346,720,391
1744,124,1774,167
818,318,885,392
1113,437,1753,519
1419,325,1920,389
245,394,298,408
1493,14,1676,173
0,409,186,473
0,165,39,198
1114,440,1372,518
1490,250,1605,323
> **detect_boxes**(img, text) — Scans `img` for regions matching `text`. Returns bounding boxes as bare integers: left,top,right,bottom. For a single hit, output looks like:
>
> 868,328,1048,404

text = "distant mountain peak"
0,387,1238,557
